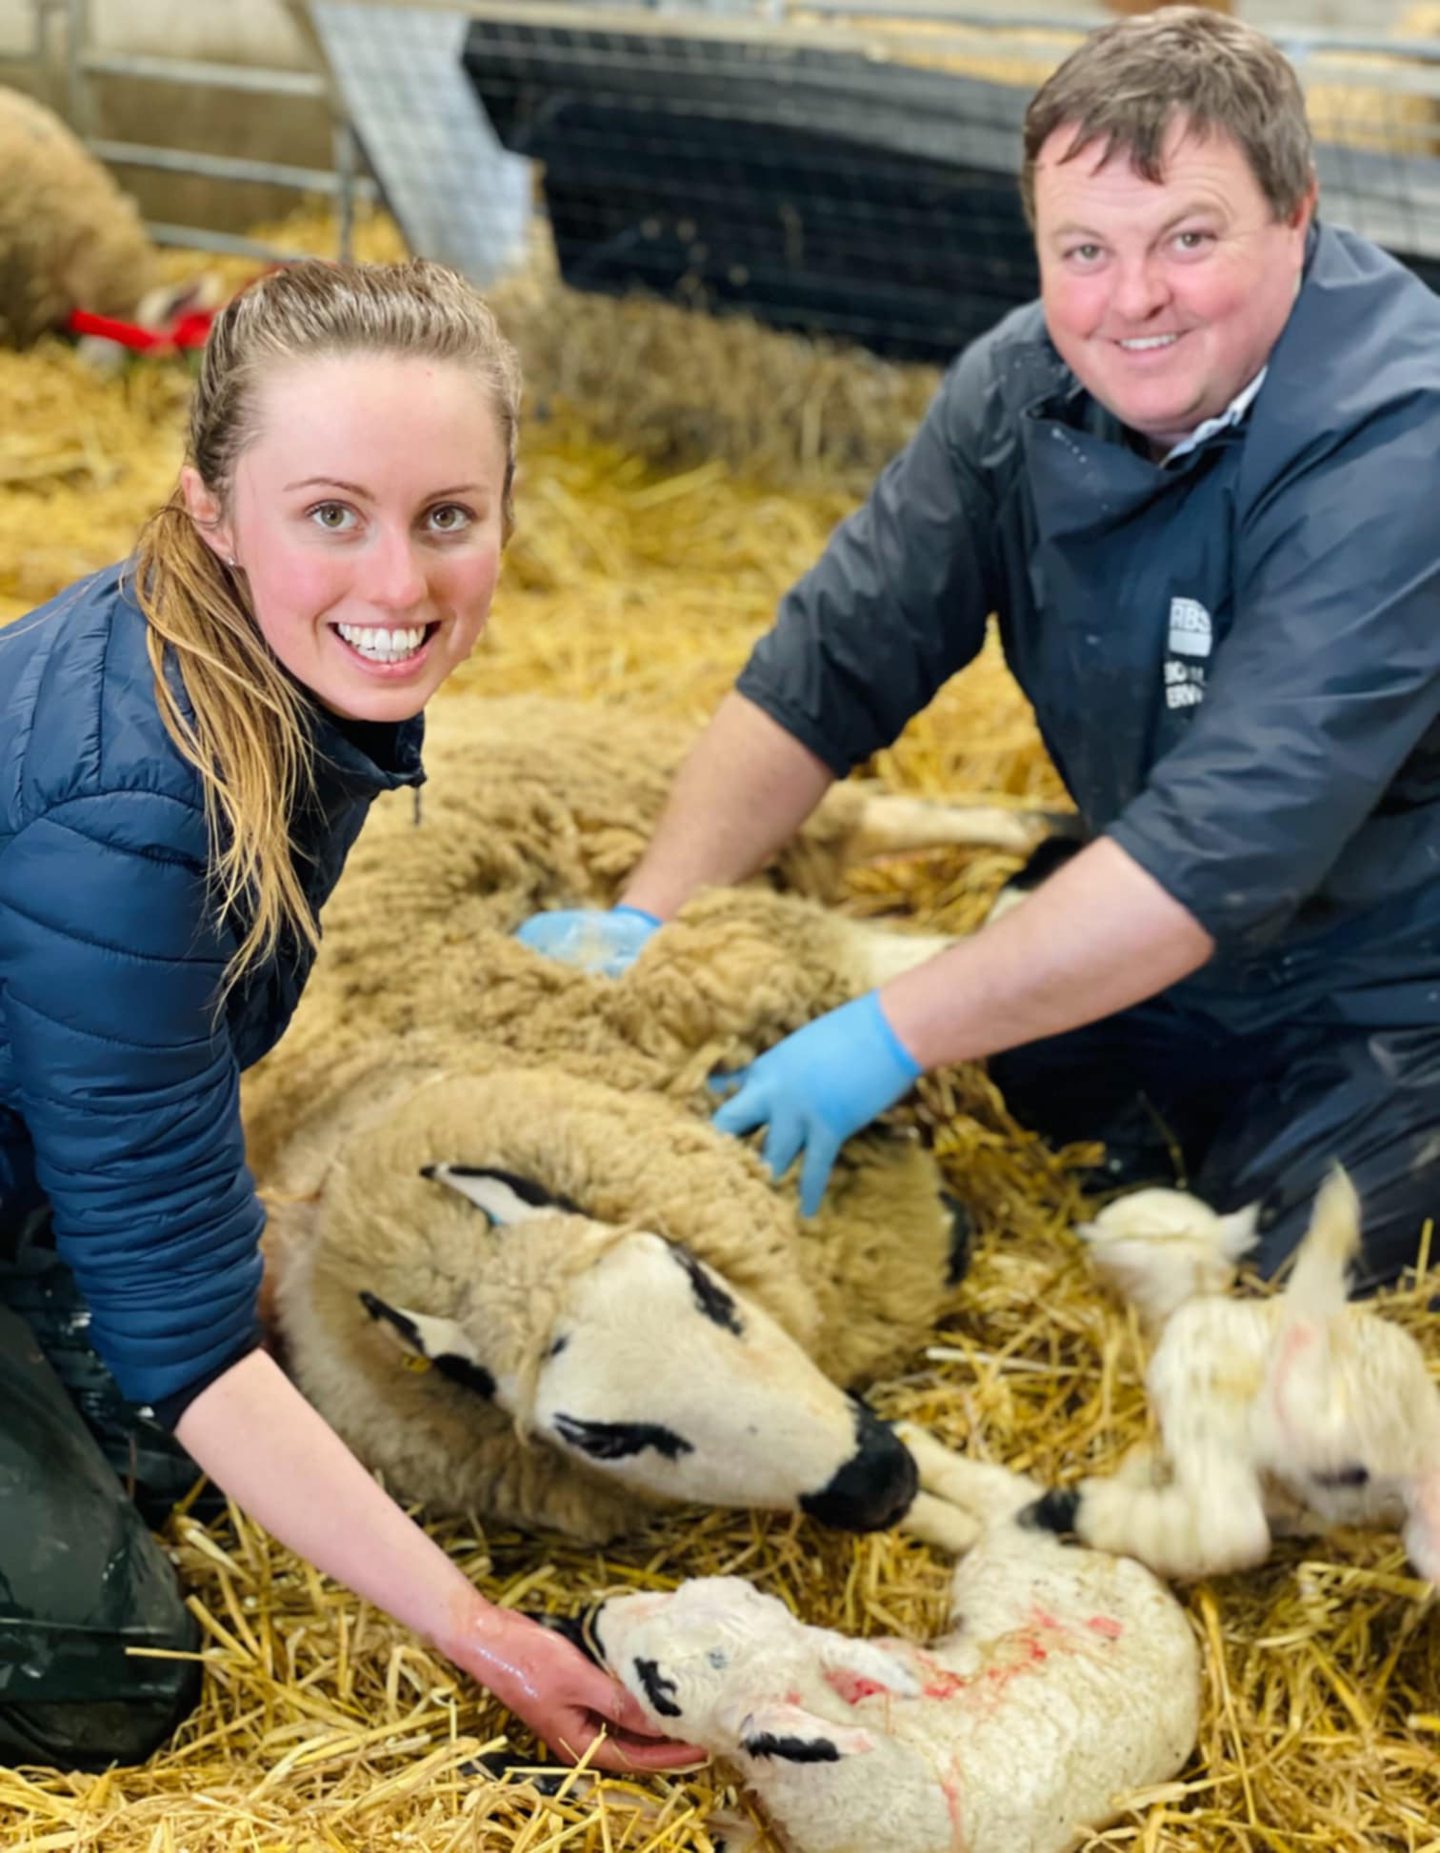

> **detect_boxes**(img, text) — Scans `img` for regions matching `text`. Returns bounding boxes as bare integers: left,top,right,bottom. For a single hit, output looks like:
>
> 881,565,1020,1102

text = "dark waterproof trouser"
1,1219,202,1771
989,1001,1440,1290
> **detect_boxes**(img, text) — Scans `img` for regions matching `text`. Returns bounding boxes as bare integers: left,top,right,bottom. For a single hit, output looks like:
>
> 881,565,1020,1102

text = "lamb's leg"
1063,1446,1272,1578
846,789,1078,861
897,1489,983,1553
898,1425,1041,1526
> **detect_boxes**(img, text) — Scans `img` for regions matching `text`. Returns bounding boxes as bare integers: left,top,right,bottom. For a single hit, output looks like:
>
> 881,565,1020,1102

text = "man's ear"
1289,174,1320,234
179,464,235,565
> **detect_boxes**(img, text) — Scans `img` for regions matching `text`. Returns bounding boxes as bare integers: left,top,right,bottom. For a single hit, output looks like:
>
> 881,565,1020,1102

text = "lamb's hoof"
1021,1487,1081,1538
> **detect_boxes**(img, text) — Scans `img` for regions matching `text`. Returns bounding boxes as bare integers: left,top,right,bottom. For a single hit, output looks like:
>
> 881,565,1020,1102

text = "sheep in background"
592,1430,1201,1853
1035,1167,1440,1582
0,86,159,346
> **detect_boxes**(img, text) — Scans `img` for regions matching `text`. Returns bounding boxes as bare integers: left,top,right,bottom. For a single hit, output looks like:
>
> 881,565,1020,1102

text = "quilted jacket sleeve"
736,342,1002,776
0,786,264,1410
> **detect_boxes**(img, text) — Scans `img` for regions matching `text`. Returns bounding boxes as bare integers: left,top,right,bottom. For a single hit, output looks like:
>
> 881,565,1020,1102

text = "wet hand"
454,1607,706,1772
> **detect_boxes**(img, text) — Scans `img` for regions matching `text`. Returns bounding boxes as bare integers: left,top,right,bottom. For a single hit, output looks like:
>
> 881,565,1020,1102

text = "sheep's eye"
707,1648,729,1670
1311,1463,1370,1489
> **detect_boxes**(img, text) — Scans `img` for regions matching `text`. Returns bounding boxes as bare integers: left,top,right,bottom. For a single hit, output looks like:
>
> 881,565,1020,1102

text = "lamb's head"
1077,1186,1259,1333
1266,1167,1440,1579
361,1162,921,1534
594,1576,918,1763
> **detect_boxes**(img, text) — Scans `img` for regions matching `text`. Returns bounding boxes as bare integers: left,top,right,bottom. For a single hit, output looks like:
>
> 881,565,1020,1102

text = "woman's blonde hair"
132,257,521,992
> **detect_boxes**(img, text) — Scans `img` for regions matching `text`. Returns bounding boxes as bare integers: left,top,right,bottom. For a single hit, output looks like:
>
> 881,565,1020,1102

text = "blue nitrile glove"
711,991,924,1217
513,905,662,977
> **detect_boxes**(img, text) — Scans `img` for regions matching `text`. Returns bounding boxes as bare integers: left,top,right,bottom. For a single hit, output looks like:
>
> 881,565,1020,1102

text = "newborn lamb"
1039,1166,1440,1582
594,1433,1200,1853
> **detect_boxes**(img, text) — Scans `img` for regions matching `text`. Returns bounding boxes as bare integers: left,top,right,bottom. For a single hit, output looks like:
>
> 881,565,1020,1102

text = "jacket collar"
309,704,426,796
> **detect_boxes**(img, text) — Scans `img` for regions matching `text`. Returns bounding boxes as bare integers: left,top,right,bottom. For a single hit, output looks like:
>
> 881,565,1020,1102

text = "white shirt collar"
1158,367,1268,466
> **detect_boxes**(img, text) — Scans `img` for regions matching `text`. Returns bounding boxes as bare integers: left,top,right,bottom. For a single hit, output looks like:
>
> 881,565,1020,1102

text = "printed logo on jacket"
1164,597,1211,710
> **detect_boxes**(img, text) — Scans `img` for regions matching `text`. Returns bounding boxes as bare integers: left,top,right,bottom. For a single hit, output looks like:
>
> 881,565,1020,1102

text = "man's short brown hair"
1020,5,1315,227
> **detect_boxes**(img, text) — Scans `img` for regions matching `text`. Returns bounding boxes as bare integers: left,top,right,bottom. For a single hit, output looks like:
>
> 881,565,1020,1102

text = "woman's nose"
369,530,427,611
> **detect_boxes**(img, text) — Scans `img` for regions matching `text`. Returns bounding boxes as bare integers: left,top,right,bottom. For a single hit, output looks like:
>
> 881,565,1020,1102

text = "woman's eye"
309,502,357,532
1174,230,1212,253
427,503,473,533
1067,243,1102,266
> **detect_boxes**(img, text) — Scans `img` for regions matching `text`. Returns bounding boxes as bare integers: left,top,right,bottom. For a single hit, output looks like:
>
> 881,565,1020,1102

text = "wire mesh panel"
307,0,531,281
302,0,1440,357
460,10,1038,359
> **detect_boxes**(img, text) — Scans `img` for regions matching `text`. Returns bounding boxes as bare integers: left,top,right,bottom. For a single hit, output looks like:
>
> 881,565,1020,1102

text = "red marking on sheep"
823,1668,890,1706
941,1755,969,1850
1086,1615,1124,1640
1268,1321,1320,1446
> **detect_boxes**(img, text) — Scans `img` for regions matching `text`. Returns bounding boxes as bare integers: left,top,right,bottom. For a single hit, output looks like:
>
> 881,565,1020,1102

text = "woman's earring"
226,556,239,568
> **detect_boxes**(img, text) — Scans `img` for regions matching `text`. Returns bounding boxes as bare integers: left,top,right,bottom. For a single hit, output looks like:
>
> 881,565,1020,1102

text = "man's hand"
711,991,923,1216
513,905,661,977
452,1606,706,1772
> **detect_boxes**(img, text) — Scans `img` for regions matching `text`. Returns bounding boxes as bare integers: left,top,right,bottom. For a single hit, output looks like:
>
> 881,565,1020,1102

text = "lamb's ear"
731,1701,875,1764
1282,1166,1361,1325
420,1163,580,1224
1217,1202,1261,1262
816,1633,921,1700
1402,1469,1440,1585
358,1291,497,1399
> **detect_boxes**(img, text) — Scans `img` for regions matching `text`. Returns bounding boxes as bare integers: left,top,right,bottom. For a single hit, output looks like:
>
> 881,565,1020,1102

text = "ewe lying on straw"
248,696,1062,1546
595,1431,1200,1853
0,86,159,347
1040,1167,1440,1582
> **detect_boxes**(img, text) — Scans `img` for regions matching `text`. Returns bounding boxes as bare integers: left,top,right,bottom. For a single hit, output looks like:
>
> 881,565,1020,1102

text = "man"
520,7,1440,1284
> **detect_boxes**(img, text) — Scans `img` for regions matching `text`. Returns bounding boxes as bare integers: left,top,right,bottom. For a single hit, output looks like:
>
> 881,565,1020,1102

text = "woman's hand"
451,1605,706,1771
179,1353,705,1773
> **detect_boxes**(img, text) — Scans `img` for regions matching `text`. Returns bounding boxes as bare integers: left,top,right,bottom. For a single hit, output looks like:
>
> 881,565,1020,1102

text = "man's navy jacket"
0,568,423,1411
739,222,1440,1038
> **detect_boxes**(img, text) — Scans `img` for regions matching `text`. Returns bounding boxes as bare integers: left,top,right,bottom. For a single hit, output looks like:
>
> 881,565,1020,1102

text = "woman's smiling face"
183,351,510,722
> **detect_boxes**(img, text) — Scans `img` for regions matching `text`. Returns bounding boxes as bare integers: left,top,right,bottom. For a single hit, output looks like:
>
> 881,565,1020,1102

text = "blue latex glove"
711,991,923,1217
513,905,662,977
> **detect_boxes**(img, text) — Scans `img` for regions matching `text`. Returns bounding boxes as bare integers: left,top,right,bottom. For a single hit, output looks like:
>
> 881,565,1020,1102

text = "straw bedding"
0,205,1436,1852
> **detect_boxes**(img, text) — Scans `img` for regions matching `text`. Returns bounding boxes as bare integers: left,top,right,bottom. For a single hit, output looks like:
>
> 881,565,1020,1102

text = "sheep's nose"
798,1400,919,1533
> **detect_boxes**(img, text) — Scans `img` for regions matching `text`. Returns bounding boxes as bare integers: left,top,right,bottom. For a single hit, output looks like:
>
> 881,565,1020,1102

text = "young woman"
0,258,700,1775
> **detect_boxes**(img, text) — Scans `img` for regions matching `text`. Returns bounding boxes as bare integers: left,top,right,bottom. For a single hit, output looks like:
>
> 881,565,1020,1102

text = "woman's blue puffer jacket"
0,566,423,1413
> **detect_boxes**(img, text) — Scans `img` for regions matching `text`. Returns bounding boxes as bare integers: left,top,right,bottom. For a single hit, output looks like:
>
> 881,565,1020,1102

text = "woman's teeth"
336,623,428,663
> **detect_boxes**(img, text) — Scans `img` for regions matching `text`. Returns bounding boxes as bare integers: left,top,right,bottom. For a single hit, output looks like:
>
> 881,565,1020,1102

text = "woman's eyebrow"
283,476,373,497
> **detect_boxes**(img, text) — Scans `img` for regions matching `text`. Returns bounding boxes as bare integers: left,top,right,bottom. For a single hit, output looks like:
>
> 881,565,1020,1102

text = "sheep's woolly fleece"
0,85,159,346
245,695,963,1533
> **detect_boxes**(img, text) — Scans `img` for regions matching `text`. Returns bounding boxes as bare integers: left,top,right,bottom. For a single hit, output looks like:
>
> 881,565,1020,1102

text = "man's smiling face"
1033,114,1315,457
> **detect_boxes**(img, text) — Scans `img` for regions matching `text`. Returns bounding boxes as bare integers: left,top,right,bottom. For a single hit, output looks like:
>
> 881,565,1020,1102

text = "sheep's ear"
1217,1202,1261,1261
358,1291,497,1399
817,1633,921,1700
732,1701,875,1765
1282,1166,1361,1324
420,1163,580,1224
